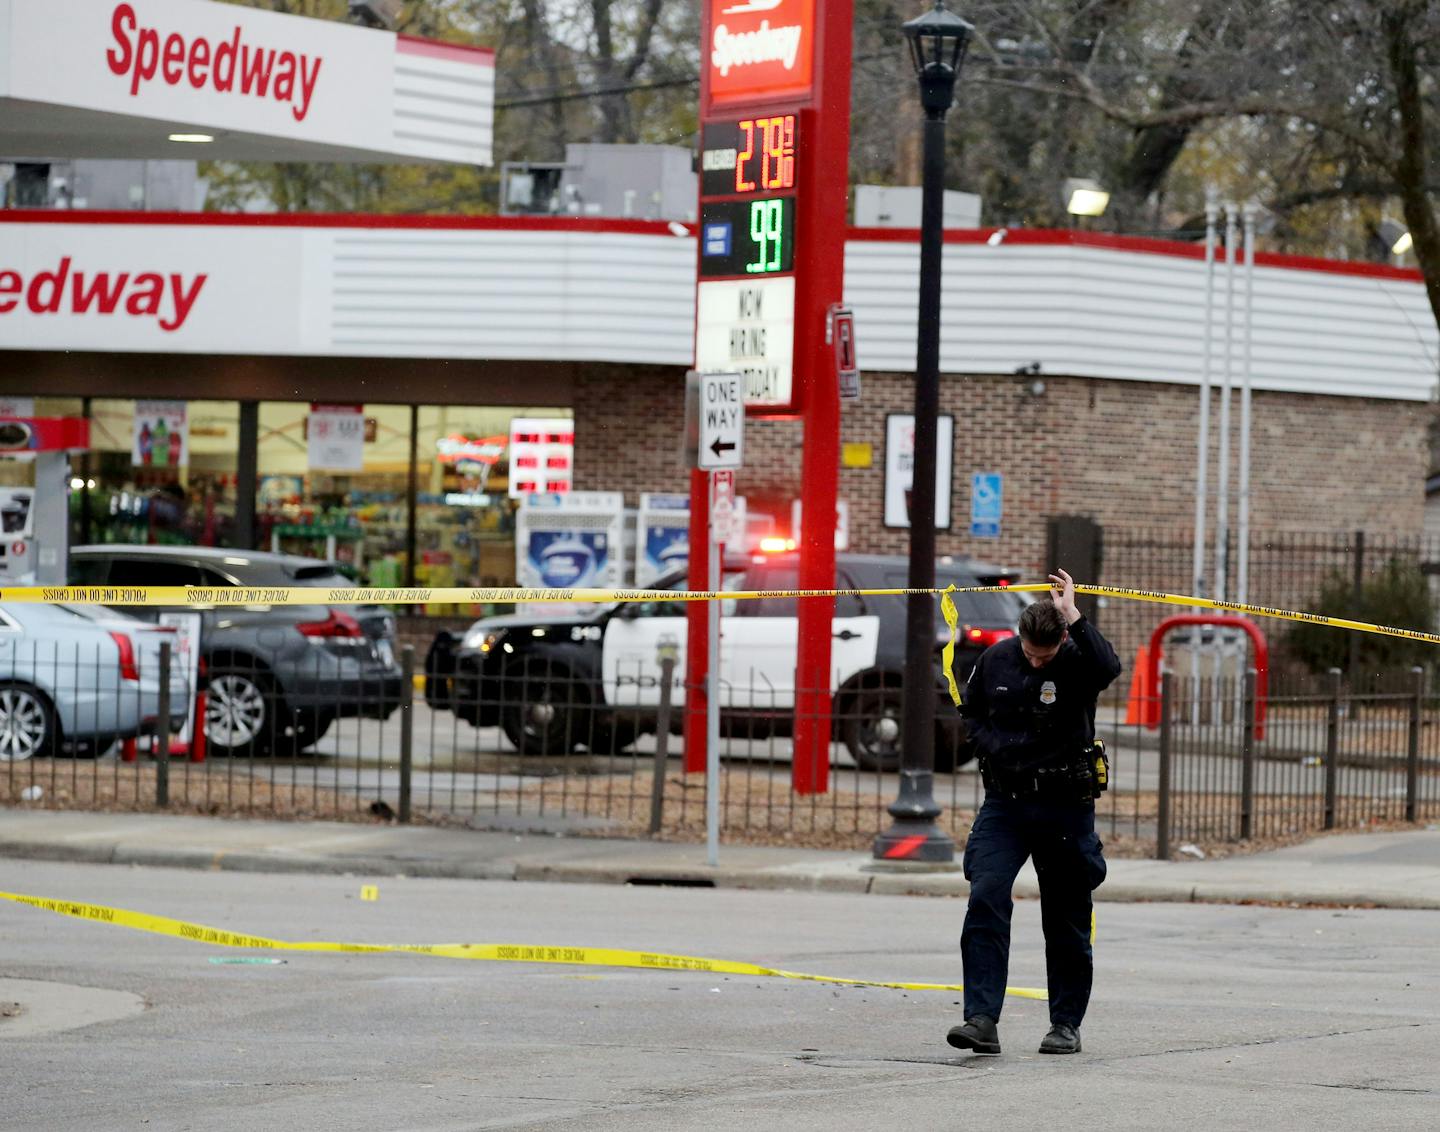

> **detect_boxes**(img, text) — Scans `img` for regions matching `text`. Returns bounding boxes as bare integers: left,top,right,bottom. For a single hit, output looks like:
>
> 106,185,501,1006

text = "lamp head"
902,3,974,115
1064,178,1109,217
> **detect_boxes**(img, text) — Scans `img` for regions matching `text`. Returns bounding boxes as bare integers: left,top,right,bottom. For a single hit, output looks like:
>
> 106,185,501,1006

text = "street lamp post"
873,1,973,864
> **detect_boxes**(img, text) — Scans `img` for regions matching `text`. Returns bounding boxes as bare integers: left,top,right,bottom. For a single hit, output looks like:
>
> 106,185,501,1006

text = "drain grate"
625,876,718,888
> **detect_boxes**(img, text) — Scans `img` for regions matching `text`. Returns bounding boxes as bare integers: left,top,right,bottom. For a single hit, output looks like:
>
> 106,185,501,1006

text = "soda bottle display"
137,422,153,465
153,418,169,466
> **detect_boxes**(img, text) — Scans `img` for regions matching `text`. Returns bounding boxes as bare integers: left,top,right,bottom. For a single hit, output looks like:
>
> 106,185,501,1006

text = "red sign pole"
790,3,851,795
689,0,849,791
683,466,709,774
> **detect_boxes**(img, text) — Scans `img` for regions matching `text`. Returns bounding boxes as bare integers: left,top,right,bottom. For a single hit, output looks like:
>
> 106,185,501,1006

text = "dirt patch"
0,759,416,826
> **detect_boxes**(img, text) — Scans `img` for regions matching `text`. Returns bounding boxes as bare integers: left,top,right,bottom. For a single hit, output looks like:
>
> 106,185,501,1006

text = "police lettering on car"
948,567,1122,1057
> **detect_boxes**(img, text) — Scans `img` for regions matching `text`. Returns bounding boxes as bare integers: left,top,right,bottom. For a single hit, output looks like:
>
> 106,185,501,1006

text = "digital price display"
701,116,799,198
699,197,796,277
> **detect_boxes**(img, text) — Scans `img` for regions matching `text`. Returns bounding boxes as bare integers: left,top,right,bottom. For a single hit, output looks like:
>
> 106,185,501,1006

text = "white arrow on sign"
698,372,745,470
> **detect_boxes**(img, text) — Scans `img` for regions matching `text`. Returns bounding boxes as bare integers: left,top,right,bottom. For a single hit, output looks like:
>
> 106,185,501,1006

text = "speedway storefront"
2,208,1437,606
0,209,688,594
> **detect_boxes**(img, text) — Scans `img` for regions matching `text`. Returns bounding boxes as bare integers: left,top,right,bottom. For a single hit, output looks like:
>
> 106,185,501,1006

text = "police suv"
424,553,1028,771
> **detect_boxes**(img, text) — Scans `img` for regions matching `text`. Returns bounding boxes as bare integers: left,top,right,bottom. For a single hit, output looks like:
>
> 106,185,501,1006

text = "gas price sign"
701,116,798,196
699,115,799,280
700,197,796,277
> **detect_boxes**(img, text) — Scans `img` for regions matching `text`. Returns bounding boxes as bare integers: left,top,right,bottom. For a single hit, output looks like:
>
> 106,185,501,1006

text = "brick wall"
575,365,1432,671
576,365,1431,575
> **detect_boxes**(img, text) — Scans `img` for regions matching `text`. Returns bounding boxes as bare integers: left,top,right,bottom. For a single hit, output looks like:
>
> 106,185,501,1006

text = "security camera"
348,0,403,30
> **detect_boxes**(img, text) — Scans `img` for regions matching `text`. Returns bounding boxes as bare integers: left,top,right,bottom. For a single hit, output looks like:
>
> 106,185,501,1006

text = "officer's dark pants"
961,795,1107,1028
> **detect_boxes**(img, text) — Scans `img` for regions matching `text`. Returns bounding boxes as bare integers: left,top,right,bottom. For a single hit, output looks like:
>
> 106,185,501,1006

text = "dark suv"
425,552,1029,771
70,546,404,757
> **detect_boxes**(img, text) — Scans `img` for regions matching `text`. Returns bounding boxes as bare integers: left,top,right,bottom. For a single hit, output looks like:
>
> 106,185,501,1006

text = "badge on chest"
1040,680,1057,705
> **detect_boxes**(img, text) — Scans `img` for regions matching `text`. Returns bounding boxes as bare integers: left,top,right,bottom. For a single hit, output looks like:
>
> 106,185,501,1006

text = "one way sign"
689,371,745,470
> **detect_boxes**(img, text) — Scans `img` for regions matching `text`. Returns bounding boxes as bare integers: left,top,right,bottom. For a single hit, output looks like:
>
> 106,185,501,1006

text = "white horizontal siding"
390,51,494,166
845,241,1438,402
317,229,695,364
2,218,1432,400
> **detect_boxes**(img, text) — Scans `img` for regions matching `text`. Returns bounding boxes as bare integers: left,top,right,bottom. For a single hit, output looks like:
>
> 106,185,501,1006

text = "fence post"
1406,665,1423,824
155,641,171,809
1348,531,1364,679
649,652,678,835
1324,667,1341,830
1156,671,1172,861
398,645,414,824
1240,668,1256,840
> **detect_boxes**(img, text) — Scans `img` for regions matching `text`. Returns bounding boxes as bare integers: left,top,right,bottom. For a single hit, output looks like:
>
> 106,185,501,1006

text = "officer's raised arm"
1049,568,1122,691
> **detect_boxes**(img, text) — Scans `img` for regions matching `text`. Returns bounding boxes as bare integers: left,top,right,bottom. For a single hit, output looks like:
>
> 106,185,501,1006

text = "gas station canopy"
0,0,494,164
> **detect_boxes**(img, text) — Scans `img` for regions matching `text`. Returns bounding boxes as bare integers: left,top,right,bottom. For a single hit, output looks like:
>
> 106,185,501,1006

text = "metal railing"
1151,667,1439,857
1099,527,1440,672
3,637,1436,860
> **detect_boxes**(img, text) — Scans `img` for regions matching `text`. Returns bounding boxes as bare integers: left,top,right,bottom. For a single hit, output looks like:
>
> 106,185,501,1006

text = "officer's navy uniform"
959,615,1122,1032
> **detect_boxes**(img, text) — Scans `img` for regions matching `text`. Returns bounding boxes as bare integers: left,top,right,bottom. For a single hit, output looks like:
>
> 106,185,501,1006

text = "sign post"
705,471,733,867
691,0,851,797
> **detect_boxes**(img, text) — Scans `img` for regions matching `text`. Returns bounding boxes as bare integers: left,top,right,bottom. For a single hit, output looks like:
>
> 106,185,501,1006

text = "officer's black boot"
1038,1023,1081,1054
946,1015,1001,1054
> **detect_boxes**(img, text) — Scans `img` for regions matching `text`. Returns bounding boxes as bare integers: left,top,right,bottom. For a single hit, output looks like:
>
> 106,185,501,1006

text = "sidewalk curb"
5,839,1436,909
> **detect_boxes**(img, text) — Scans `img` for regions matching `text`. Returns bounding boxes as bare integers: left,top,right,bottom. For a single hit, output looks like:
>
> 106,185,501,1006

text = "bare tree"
962,0,1440,333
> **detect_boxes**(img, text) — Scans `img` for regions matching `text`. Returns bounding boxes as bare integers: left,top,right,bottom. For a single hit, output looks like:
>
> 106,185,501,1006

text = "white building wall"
0,217,1434,403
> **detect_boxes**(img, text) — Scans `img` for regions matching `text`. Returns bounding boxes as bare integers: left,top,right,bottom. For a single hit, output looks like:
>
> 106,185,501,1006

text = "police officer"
947,568,1121,1056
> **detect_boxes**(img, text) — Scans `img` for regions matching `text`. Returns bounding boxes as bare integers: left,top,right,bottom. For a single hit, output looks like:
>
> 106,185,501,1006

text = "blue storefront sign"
970,472,1002,538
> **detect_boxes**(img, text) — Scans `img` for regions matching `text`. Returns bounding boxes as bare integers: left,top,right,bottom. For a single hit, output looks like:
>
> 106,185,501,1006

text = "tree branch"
966,70,1397,166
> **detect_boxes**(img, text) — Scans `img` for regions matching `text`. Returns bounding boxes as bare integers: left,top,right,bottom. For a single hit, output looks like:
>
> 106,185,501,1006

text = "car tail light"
108,631,139,681
297,610,366,640
965,627,1015,648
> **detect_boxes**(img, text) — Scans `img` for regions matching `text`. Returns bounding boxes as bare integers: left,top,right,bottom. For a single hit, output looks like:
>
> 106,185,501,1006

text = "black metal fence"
1099,527,1440,676
1152,667,1440,857
3,633,1438,860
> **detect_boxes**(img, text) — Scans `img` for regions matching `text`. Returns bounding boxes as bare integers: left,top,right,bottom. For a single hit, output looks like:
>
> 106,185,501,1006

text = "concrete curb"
6,838,1437,909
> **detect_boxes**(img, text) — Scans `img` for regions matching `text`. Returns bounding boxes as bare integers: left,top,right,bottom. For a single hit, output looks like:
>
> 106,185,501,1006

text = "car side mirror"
616,602,641,620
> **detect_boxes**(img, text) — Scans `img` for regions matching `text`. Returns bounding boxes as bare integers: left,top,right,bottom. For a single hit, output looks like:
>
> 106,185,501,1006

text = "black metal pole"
1156,672,1172,860
649,654,677,835
78,396,93,547
155,641,172,809
1324,667,1341,830
873,97,954,864
1406,665,1423,823
1239,668,1256,840
235,401,259,550
404,404,419,589
399,644,414,824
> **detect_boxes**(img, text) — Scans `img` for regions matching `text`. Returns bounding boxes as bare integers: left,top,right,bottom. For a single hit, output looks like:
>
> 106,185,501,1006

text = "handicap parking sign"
970,472,1002,538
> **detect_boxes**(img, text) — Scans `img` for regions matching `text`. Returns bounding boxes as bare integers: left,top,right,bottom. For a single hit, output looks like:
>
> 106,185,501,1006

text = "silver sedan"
0,603,191,760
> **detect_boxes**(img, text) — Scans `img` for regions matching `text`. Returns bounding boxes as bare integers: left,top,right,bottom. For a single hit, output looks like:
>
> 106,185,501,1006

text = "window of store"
80,398,240,548
256,402,410,583
415,406,571,592
253,402,569,594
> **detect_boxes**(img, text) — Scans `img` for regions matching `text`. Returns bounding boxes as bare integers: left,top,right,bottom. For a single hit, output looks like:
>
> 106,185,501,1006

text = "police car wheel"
842,684,903,772
500,661,585,755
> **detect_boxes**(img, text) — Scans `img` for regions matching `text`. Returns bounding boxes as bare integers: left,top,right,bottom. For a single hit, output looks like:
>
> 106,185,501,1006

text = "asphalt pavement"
2,859,1437,1130
2,808,1438,909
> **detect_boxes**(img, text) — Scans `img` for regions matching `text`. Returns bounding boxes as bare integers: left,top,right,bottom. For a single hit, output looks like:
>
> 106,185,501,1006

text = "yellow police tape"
8,581,1434,647
7,578,1439,708
0,890,1046,1000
